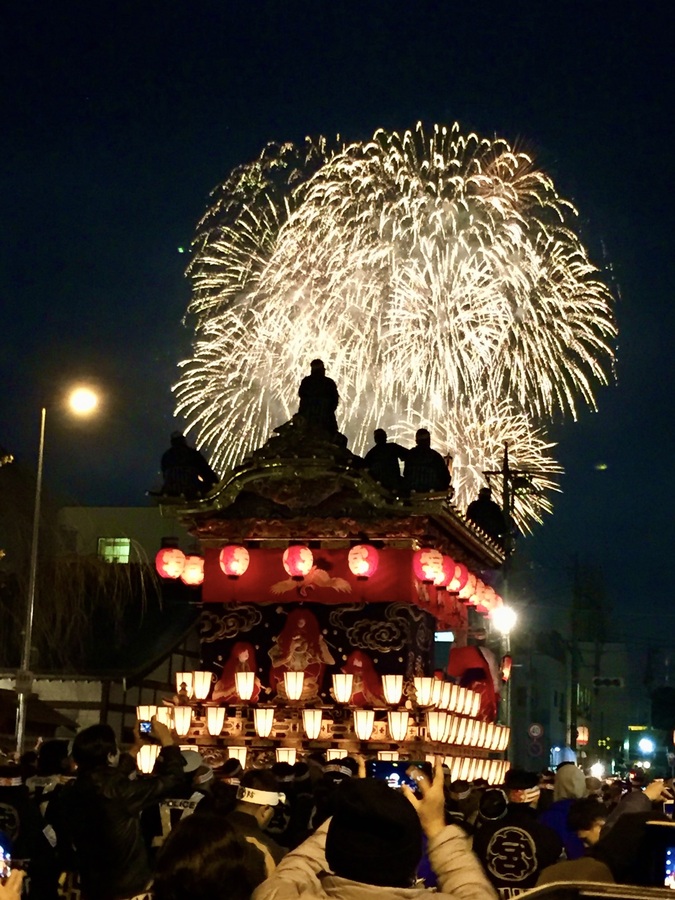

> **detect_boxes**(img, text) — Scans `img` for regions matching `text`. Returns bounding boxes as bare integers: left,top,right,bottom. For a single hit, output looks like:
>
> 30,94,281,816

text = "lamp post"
16,386,99,755
492,604,517,759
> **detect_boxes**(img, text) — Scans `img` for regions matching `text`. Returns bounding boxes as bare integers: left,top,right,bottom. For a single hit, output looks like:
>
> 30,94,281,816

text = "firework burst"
176,123,616,531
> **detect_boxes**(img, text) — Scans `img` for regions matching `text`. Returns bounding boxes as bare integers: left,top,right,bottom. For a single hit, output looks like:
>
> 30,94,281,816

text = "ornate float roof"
160,418,505,569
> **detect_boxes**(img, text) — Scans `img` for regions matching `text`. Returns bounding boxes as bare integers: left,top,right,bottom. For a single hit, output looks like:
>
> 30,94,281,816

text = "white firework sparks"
175,123,616,530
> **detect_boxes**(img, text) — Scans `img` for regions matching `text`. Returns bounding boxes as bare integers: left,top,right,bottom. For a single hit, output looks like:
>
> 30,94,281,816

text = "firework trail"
176,123,616,530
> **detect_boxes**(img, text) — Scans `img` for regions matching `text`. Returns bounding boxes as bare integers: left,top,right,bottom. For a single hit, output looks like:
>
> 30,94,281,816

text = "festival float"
156,417,511,783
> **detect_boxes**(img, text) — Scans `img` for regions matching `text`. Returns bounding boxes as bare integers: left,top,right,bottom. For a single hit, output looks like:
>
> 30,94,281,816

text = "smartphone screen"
0,848,10,880
665,847,675,888
665,801,674,820
366,760,426,791
139,720,153,735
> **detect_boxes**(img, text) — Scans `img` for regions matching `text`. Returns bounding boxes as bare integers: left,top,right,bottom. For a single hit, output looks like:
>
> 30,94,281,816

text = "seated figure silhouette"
466,487,506,543
297,359,339,435
161,432,218,499
364,429,407,493
402,428,451,494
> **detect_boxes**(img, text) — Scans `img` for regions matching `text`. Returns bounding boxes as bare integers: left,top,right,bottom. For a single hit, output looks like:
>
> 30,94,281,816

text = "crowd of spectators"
1,729,674,900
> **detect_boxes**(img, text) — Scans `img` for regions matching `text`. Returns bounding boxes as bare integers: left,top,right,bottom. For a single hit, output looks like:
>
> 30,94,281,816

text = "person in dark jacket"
403,429,451,494
466,488,507,544
297,359,339,435
54,718,184,900
0,761,59,899
472,769,562,894
363,429,408,493
161,432,218,499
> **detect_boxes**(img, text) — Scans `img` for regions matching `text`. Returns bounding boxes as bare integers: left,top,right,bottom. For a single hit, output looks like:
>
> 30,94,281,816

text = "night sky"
2,2,673,647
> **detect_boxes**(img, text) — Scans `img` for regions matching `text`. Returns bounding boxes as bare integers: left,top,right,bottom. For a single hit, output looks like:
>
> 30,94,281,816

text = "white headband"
236,786,284,807
324,764,352,777
508,786,540,804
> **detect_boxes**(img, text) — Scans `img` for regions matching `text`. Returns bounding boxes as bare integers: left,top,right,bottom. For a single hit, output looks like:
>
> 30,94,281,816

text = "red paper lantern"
180,555,204,586
449,562,469,593
412,548,444,584
458,572,477,601
219,544,250,579
577,725,589,746
433,554,456,589
475,584,496,616
282,545,314,579
347,544,379,579
155,547,186,579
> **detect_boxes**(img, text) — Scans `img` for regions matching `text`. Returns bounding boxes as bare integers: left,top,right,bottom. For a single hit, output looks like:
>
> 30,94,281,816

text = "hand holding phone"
401,757,447,840
0,868,24,898
365,760,425,792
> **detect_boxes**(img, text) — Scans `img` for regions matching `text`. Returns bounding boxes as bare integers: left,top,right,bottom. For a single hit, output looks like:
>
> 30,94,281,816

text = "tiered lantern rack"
138,664,510,784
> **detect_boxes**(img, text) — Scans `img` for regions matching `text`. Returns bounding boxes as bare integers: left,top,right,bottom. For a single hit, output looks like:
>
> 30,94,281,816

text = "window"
98,537,131,564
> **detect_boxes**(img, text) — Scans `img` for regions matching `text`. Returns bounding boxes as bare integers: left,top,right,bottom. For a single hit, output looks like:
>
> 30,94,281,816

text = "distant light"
638,737,655,754
594,462,608,471
178,246,186,253
552,746,561,753
643,760,652,769
434,631,455,643
589,762,605,778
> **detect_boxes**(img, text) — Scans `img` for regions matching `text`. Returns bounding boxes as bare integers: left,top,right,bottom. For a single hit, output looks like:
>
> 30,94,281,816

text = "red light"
501,655,513,683
155,547,186,579
412,548,444,584
219,544,250,579
458,571,477,601
449,562,469,593
347,544,379,579
180,555,204,586
434,554,456,589
282,545,314,579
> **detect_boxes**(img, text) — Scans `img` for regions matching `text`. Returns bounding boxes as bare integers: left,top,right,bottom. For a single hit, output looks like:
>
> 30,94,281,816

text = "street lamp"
16,385,100,755
492,604,517,756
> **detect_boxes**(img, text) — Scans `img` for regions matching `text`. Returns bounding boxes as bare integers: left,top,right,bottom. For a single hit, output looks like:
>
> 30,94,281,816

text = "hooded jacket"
539,765,587,861
252,818,496,900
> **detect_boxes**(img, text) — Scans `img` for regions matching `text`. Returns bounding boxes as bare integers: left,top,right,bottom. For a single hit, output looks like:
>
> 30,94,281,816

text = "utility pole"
483,444,538,761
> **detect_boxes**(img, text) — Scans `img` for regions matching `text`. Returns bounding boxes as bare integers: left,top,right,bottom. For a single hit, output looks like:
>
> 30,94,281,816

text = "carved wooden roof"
160,417,505,569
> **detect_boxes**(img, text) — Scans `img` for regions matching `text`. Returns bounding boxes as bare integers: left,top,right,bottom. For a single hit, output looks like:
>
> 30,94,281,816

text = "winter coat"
53,745,184,900
253,818,497,900
539,798,585,860
472,803,563,892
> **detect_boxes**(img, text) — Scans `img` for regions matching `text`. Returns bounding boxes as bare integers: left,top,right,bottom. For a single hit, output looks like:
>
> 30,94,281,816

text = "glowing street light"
68,386,99,416
16,385,100,755
491,605,518,636
490,604,517,760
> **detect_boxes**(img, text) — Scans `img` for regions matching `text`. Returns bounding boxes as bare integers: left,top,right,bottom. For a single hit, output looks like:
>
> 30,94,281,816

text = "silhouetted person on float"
297,359,339,435
466,487,507,543
161,431,218,499
402,428,451,494
364,428,407,493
